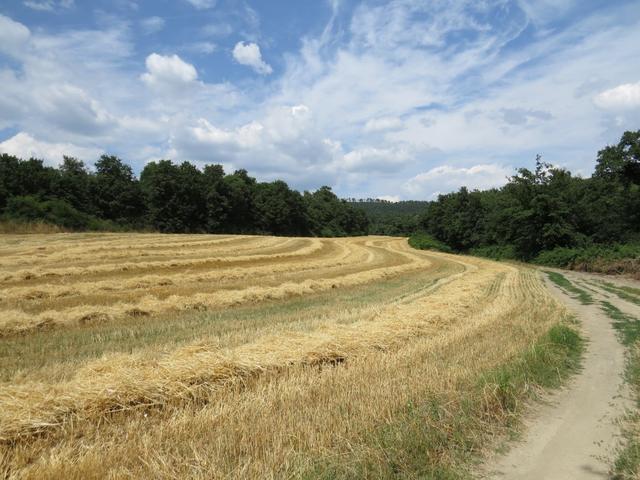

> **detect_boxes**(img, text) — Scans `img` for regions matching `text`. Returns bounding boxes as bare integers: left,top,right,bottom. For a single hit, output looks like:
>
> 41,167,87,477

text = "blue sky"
1,0,639,200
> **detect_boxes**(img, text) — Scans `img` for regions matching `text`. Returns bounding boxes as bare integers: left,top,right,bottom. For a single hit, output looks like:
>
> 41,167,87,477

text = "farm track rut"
485,270,639,479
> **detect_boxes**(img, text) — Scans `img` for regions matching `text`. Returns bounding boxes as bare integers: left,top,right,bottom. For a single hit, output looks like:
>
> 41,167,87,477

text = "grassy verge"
549,272,640,478
534,243,640,278
302,324,583,479
408,232,453,253
598,282,640,307
469,244,517,261
600,301,640,347
597,296,640,477
613,345,640,480
544,271,593,305
0,220,67,234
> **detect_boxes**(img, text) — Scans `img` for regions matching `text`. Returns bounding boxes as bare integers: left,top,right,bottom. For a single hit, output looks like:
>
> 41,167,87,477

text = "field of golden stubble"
0,233,569,478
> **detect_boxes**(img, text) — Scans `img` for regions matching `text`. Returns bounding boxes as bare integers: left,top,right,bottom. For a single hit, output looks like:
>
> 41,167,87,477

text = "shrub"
534,247,581,268
534,243,640,271
408,233,453,253
469,244,516,261
3,195,118,232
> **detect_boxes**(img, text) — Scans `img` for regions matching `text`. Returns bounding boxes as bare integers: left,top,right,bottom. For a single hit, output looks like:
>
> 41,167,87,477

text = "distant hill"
347,200,429,217
345,200,429,235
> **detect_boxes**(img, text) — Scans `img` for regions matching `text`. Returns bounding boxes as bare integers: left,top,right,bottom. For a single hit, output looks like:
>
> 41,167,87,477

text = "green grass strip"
600,301,640,347
599,281,640,307
300,324,583,479
599,300,640,478
544,271,593,305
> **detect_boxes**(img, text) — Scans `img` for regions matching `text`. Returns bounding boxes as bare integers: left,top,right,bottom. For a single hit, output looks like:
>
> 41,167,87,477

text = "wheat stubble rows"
0,234,433,335
0,233,568,478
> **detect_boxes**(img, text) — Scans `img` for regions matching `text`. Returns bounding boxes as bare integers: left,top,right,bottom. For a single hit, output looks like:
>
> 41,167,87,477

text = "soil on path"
484,271,638,480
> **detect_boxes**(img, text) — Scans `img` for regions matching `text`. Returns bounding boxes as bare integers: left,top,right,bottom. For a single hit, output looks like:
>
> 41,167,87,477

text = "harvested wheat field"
0,233,577,479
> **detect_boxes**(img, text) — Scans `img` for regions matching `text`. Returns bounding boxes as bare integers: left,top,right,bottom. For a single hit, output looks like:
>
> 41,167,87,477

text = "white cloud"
404,164,512,198
173,105,315,158
169,104,342,187
377,195,400,202
517,0,577,26
500,108,553,126
183,41,216,54
140,16,165,34
343,146,411,172
201,23,232,37
0,14,30,57
594,82,640,111
184,0,216,10
37,84,115,136
0,132,102,166
170,103,416,187
23,0,74,12
190,119,264,149
232,41,272,75
1,3,640,200
24,0,54,11
364,117,403,133
0,14,243,168
141,53,198,87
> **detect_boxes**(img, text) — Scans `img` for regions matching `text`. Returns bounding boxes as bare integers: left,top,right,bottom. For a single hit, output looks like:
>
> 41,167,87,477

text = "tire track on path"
485,270,633,480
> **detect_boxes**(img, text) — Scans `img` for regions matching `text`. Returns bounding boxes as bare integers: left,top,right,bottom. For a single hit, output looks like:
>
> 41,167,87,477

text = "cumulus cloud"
141,53,198,87
0,18,154,148
189,119,264,150
37,84,115,136
0,132,102,166
173,105,315,160
343,147,411,172
232,41,272,75
0,14,30,57
168,98,424,192
1,2,640,199
377,195,400,202
140,16,165,34
404,164,512,198
594,82,640,111
0,13,241,168
364,117,403,133
169,104,343,187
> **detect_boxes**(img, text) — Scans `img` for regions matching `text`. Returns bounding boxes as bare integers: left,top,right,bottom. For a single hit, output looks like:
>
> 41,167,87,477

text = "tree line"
2,129,638,262
417,130,640,263
0,155,369,236
347,200,428,236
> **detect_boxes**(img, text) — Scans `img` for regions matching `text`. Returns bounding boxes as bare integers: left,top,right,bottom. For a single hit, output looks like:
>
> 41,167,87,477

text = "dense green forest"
0,155,369,236
346,200,428,235
413,130,640,273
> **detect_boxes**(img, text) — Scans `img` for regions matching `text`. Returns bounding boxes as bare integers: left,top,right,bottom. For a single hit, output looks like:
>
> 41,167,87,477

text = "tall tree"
55,156,92,213
92,155,145,224
594,130,640,184
203,164,228,232
221,169,257,233
254,180,308,235
303,186,368,236
140,160,207,233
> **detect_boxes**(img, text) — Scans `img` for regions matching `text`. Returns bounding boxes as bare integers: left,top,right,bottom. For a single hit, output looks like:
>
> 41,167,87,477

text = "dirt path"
485,271,636,479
